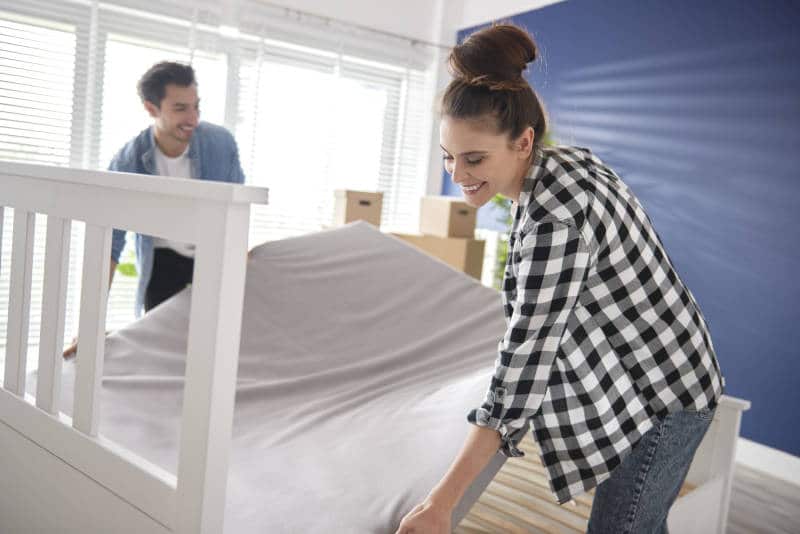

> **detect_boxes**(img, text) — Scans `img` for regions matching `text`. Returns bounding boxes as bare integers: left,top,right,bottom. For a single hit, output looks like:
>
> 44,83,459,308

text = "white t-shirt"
151,141,196,258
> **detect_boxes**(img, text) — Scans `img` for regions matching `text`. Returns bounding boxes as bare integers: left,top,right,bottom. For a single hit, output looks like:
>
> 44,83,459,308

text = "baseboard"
735,437,800,487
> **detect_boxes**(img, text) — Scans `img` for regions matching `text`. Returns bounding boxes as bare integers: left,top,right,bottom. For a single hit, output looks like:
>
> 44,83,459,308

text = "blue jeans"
587,406,715,534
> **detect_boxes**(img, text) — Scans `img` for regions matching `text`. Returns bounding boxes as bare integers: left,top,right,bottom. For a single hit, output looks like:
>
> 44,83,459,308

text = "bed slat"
36,216,72,414
73,223,112,436
457,436,699,534
3,209,36,395
176,204,250,534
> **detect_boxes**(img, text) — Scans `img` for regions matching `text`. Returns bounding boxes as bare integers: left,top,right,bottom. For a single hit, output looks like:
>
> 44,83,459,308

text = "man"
64,61,245,357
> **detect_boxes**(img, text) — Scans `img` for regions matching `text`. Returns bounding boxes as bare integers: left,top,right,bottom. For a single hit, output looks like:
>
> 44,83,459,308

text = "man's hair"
137,61,196,107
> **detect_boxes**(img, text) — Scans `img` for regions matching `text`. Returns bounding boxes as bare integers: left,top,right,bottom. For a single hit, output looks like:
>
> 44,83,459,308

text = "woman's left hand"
395,500,452,534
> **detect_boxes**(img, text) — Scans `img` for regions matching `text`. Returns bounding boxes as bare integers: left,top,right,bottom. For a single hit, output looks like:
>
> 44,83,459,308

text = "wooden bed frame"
0,162,750,533
457,395,751,534
0,162,268,533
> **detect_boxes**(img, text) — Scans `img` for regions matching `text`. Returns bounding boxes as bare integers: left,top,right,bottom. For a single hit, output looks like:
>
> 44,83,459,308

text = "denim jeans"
586,406,716,534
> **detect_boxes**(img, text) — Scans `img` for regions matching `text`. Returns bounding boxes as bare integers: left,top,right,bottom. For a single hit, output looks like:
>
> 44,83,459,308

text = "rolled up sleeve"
468,221,591,456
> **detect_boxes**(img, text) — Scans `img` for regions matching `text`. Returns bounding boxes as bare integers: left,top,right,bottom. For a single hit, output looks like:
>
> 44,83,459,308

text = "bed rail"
0,161,268,533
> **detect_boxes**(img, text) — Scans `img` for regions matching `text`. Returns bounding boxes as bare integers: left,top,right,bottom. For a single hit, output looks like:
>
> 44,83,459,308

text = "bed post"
175,200,251,534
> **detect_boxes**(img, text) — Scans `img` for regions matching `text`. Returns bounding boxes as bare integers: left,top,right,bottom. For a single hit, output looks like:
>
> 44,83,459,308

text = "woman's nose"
451,162,468,184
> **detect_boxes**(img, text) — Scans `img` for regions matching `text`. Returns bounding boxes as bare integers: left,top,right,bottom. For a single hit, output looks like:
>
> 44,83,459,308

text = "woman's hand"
395,426,502,533
395,499,452,534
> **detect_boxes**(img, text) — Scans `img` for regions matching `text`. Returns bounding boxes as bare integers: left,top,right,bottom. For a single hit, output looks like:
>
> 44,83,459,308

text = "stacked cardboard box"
333,190,383,228
392,196,485,280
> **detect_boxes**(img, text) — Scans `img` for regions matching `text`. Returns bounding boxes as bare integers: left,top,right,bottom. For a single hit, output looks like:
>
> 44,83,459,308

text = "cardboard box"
333,190,383,227
419,196,477,238
392,233,485,280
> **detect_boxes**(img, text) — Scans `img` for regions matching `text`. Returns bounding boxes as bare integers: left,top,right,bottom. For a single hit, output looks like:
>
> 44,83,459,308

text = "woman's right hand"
395,500,452,534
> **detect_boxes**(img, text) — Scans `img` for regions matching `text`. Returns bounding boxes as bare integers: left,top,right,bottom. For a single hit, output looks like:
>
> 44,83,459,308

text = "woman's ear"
514,126,535,160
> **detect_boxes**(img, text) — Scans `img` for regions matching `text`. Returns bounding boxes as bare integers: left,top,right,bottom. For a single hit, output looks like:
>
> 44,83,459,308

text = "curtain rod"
255,1,452,51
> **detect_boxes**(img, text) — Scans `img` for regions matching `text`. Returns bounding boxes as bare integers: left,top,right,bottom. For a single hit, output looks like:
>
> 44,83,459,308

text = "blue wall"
450,0,800,456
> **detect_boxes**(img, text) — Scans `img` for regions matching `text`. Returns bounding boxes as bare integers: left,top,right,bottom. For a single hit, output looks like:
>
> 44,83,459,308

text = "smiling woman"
398,23,725,534
438,24,548,209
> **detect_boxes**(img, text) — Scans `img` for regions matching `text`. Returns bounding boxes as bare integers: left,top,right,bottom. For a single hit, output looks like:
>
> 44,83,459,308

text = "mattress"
33,222,510,533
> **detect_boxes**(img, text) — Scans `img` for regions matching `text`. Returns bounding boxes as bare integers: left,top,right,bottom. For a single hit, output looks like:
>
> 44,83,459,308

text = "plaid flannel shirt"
468,145,724,504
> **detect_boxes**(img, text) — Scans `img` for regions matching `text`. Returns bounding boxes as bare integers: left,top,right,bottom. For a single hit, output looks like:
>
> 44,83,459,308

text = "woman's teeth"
462,182,485,193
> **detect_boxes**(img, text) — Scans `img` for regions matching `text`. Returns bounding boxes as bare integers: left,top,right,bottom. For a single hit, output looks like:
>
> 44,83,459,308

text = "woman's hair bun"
449,23,538,91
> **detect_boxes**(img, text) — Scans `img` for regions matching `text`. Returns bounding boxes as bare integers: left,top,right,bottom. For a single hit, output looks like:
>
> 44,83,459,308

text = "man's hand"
395,499,452,534
63,330,112,359
64,258,118,359
62,337,78,359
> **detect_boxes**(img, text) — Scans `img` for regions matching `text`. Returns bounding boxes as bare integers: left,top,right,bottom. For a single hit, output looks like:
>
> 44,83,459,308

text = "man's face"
145,83,200,145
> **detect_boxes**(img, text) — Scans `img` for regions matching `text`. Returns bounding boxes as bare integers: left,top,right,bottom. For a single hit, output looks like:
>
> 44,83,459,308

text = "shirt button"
476,410,490,425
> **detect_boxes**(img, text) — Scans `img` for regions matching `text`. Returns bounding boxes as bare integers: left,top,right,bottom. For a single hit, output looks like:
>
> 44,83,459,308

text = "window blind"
0,0,436,363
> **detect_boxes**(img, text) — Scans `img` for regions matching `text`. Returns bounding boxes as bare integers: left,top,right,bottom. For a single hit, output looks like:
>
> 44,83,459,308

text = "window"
0,10,78,370
0,1,435,365
237,48,427,245
0,12,76,165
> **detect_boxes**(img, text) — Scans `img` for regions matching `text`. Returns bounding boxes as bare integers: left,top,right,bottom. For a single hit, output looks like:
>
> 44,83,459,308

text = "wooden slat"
3,209,36,395
468,500,543,534
486,480,589,530
36,216,72,414
175,203,250,534
459,437,697,533
455,517,493,534
72,223,112,435
491,472,592,522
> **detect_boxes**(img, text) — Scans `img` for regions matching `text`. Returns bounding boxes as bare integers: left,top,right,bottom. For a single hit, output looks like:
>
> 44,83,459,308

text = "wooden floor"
728,464,800,534
456,437,800,534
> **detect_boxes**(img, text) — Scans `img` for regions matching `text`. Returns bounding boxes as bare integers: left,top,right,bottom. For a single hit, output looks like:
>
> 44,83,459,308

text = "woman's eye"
466,157,484,165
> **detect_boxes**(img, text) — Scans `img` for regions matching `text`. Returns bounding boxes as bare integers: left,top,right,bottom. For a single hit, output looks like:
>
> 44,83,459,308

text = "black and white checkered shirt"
468,145,724,504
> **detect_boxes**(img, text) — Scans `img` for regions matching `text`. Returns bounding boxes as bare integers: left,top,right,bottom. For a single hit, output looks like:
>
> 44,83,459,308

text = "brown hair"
137,61,196,107
442,24,547,145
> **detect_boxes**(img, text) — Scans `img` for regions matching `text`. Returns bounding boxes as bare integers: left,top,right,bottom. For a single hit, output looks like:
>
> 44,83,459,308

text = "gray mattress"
38,222,510,533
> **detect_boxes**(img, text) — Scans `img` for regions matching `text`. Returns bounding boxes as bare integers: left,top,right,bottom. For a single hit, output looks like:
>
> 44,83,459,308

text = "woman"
396,24,724,534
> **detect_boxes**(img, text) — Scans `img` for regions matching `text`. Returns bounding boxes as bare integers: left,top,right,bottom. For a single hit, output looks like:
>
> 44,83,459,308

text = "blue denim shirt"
108,122,246,317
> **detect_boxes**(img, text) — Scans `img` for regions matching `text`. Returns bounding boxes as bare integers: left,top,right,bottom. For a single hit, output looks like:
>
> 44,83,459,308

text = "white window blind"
0,0,436,363
0,7,83,369
0,12,76,165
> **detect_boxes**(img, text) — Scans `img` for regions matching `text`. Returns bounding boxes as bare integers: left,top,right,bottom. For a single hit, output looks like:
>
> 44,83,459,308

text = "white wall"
459,0,565,29
260,0,566,44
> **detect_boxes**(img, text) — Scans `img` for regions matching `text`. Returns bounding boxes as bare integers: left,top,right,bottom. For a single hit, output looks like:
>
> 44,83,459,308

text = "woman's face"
440,116,534,208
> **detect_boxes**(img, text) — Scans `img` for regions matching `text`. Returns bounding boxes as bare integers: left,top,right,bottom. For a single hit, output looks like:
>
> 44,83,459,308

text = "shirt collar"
511,146,546,225
146,125,200,177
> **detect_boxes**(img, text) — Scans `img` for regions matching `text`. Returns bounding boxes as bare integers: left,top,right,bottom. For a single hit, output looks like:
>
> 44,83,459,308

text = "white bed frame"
666,394,751,534
0,162,752,534
457,395,751,534
0,161,268,533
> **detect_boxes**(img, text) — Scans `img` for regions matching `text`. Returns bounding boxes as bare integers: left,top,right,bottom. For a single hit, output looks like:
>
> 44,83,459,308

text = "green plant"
491,194,513,290
116,248,137,277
